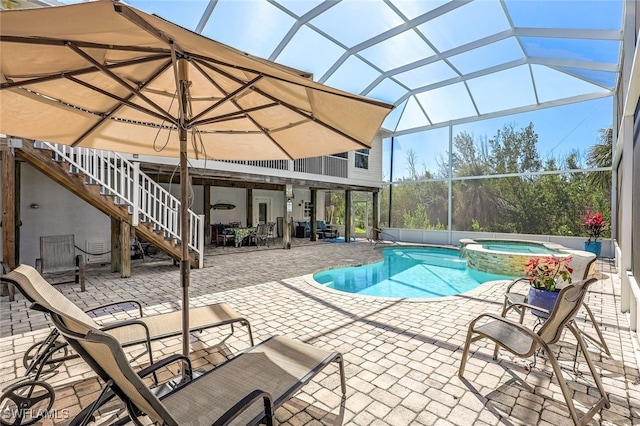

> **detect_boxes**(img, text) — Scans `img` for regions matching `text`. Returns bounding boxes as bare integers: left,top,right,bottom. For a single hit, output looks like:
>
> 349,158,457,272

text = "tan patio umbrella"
0,0,392,356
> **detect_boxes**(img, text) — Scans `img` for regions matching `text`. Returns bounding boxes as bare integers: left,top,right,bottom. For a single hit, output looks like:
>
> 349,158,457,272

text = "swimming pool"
312,246,513,298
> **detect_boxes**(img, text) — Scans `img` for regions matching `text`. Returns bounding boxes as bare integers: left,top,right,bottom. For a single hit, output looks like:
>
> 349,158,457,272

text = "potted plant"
524,256,573,318
581,210,606,257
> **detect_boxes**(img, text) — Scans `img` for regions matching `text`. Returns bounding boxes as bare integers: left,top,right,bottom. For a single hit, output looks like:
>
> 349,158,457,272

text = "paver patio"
1,240,639,425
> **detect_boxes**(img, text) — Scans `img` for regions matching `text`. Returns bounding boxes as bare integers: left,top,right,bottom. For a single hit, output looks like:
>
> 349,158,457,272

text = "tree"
587,127,612,194
449,132,499,230
490,123,541,174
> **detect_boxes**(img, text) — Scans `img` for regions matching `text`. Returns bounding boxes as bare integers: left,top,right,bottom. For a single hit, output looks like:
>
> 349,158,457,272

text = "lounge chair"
2,265,254,376
459,278,609,425
42,298,346,425
501,251,610,355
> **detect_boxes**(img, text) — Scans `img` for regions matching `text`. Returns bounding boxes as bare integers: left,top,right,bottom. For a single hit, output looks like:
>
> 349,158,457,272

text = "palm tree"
586,127,612,193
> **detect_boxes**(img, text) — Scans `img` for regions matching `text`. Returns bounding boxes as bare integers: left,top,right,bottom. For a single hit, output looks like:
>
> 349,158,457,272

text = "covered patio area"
1,241,637,425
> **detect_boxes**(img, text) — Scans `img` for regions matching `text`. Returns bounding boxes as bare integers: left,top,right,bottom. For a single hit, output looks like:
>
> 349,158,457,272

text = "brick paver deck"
1,239,639,425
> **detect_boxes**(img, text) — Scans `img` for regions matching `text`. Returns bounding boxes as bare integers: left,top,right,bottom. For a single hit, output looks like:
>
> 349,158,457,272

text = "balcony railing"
222,159,289,170
221,155,348,178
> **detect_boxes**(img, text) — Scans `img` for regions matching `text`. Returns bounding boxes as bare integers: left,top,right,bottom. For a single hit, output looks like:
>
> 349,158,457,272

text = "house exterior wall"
18,164,111,268
348,137,383,182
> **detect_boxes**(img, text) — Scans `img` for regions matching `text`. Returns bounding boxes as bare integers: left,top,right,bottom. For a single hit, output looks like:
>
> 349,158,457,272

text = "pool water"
313,247,514,298
481,242,558,254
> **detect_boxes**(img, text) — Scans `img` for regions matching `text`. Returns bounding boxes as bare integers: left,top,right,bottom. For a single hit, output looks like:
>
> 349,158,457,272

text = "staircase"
15,139,204,268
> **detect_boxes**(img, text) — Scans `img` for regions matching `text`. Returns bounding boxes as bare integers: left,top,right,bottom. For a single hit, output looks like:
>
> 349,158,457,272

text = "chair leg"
543,325,609,426
540,340,584,425
458,326,475,376
580,302,611,356
567,324,610,409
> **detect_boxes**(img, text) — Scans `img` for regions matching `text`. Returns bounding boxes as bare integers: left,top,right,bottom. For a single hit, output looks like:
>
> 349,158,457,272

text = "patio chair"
502,252,610,355
459,278,609,426
35,234,85,291
250,223,269,247
47,303,345,426
214,224,235,247
323,225,339,239
1,265,254,383
266,222,276,245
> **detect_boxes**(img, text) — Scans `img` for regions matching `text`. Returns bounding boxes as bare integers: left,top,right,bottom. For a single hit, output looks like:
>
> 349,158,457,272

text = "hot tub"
460,238,571,277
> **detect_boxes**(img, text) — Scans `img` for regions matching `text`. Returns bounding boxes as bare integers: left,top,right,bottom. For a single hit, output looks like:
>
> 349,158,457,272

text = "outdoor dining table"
228,227,255,247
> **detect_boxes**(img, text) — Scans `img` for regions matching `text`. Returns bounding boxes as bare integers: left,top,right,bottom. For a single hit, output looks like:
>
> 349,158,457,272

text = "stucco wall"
19,163,111,267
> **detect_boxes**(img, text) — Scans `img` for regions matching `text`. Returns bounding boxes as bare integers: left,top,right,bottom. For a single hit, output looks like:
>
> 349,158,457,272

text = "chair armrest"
35,258,42,273
137,353,193,381
99,319,152,350
85,300,144,319
505,277,530,293
213,389,274,426
503,302,550,317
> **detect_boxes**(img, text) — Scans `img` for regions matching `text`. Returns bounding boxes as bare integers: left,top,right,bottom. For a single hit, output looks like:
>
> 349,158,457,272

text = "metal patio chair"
502,252,610,355
250,223,269,247
459,278,609,425
35,234,85,292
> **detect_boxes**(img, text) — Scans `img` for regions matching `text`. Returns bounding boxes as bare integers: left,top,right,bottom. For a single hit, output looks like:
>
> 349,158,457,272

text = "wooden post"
1,150,16,299
120,221,131,278
111,217,121,273
246,187,253,227
1,150,16,269
345,190,352,243
283,185,291,249
310,188,317,241
372,190,379,240
204,184,211,245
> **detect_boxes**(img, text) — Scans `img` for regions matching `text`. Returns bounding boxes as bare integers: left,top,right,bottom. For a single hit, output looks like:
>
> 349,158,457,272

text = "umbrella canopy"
0,0,392,159
0,0,393,356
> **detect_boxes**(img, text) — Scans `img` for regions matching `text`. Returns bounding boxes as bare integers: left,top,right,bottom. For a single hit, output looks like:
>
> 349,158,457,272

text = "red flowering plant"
524,256,573,292
581,210,606,244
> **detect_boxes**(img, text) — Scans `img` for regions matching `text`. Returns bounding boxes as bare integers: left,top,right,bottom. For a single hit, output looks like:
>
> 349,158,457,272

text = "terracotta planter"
528,287,560,319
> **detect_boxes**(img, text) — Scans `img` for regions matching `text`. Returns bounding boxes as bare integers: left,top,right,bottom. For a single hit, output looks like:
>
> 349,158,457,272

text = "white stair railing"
35,141,204,266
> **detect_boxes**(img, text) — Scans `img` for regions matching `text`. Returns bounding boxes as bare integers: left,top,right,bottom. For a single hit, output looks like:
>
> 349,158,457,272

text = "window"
355,149,369,169
329,152,348,159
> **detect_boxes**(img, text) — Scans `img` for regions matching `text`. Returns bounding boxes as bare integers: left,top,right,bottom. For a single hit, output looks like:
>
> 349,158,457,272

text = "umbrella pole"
180,131,190,358
178,60,190,359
